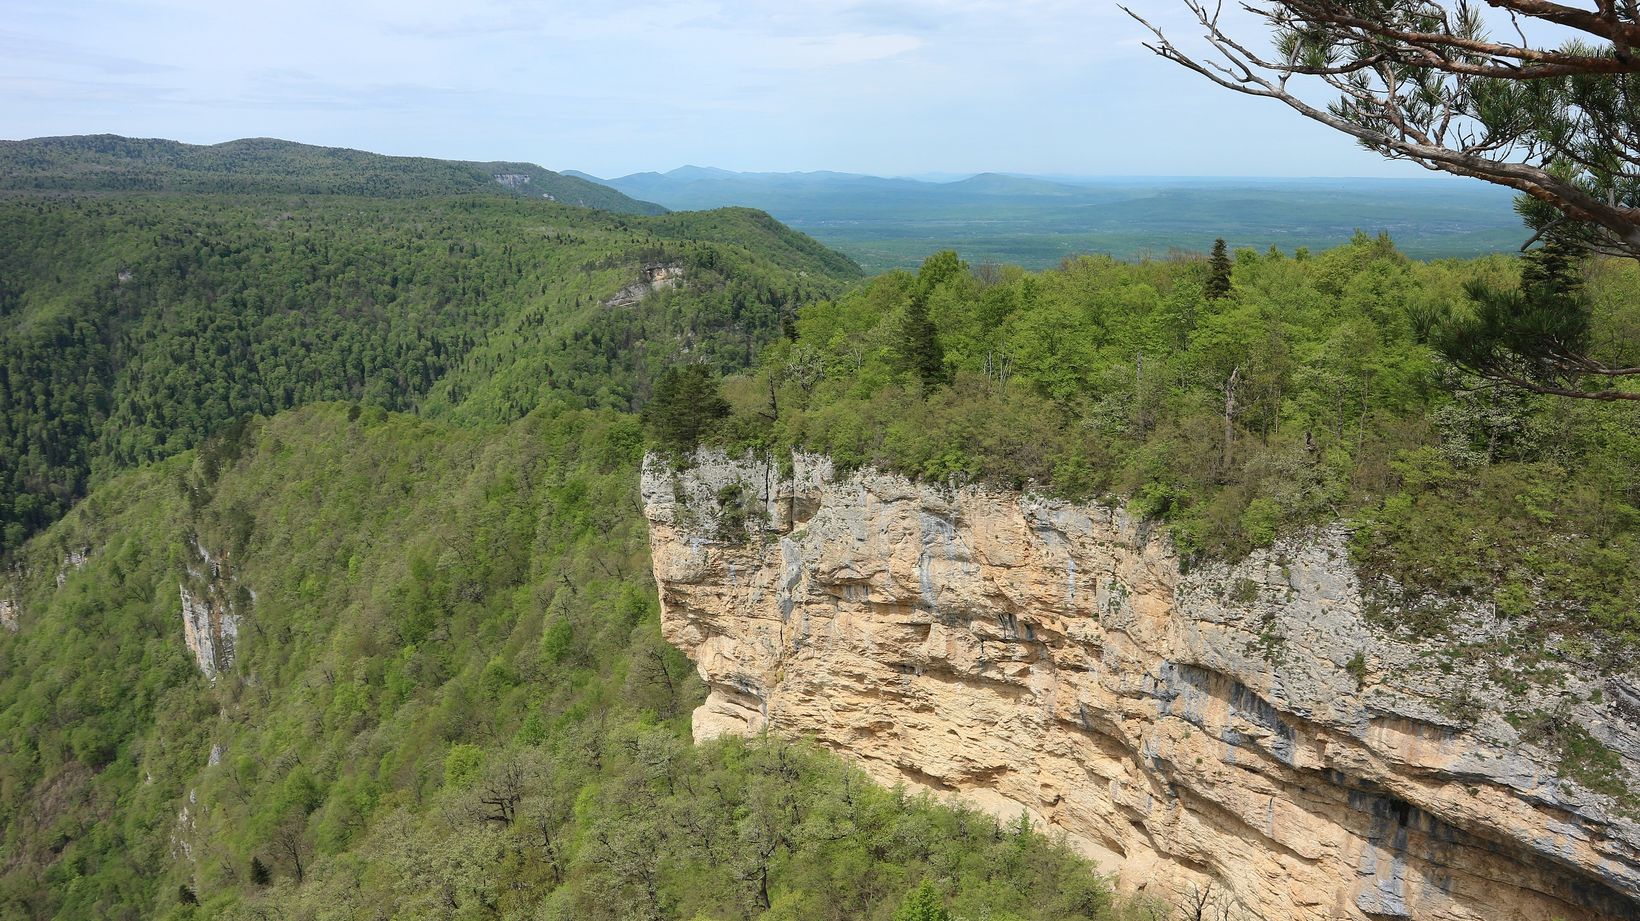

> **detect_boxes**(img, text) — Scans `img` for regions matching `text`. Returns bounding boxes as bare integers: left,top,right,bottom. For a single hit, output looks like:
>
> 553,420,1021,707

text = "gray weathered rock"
644,450,1640,921
180,538,243,679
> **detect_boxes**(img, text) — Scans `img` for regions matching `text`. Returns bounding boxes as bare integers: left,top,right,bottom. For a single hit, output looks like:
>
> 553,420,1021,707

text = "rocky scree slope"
642,450,1640,921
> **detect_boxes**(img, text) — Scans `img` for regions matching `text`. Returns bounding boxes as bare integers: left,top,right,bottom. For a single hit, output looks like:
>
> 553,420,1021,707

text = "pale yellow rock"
644,451,1640,921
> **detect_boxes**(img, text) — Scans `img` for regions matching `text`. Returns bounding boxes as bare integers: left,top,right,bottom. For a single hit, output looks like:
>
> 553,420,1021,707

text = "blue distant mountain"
571,166,1523,270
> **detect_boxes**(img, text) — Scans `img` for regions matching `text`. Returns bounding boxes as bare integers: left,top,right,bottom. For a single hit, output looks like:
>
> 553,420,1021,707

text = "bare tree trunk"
1222,366,1242,475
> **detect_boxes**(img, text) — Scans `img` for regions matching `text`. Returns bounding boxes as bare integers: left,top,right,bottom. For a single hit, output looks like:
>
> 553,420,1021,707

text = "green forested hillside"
7,136,1636,921
0,136,665,213
706,237,1640,670
0,172,1131,921
0,403,1121,921
0,193,858,554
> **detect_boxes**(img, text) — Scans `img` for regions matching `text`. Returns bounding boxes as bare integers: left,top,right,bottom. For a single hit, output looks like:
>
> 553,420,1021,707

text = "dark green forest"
0,136,666,212
0,192,856,555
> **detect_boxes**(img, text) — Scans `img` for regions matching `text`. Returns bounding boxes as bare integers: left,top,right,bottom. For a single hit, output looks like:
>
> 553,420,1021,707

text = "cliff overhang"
643,449,1640,921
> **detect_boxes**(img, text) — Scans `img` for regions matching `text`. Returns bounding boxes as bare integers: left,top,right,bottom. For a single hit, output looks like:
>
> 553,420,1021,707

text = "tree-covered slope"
0,192,861,554
697,237,1640,673
0,135,666,213
0,403,1121,921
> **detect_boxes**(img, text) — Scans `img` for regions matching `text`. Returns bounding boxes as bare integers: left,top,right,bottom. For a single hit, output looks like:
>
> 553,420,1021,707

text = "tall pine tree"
644,364,732,452
898,251,959,389
1431,241,1639,401
899,293,945,390
1206,238,1232,300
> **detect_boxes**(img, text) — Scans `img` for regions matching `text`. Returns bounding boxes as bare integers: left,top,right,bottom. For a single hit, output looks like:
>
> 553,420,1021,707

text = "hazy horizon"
0,132,1512,186
4,0,1450,181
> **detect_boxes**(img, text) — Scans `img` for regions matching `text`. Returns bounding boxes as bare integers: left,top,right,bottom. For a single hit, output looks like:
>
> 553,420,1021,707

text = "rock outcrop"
180,538,243,679
55,545,90,587
642,451,1640,921
602,262,685,308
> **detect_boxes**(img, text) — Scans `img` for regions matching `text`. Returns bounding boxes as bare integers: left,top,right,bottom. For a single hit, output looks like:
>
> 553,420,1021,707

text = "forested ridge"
0,192,857,554
4,127,1639,921
694,239,1640,711
0,404,1129,921
0,136,666,212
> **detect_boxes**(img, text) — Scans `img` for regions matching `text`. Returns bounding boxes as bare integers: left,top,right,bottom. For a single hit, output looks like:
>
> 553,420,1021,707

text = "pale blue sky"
2,0,1429,178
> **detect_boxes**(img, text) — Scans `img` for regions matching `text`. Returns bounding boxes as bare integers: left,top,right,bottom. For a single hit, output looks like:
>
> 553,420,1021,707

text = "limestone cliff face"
180,537,243,679
642,451,1640,921
602,262,685,308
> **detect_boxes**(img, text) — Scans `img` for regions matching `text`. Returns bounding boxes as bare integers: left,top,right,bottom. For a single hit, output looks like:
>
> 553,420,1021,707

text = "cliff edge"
642,450,1640,921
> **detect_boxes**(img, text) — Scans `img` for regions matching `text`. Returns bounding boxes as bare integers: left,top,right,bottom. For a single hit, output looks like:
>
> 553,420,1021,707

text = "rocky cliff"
179,537,243,679
642,450,1640,921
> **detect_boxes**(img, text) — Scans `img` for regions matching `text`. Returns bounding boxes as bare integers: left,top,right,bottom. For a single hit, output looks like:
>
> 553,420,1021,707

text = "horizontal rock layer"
643,451,1640,921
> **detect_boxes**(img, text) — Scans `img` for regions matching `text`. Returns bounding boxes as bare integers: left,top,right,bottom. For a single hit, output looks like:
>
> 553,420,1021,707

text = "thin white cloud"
0,0,1418,178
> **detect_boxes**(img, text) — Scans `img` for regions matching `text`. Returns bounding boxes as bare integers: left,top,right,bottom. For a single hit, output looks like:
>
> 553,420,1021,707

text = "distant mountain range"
571,166,1526,270
0,135,667,214
0,136,1530,270
574,166,1108,210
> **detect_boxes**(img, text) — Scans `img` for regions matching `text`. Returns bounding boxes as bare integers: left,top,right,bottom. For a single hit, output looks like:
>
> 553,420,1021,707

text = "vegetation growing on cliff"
5,129,1636,920
699,238,1640,657
0,193,858,555
0,403,1123,920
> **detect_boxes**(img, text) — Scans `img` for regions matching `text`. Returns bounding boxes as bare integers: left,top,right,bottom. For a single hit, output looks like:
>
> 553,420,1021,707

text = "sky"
2,0,1444,179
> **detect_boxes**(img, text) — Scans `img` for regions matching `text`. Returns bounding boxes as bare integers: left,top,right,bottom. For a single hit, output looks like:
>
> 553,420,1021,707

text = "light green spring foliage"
713,235,1640,660
893,881,952,921
0,193,859,555
0,402,1118,921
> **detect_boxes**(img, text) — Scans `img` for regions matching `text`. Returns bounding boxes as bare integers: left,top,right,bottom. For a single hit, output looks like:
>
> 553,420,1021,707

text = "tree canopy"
0,193,859,557
708,236,1640,680
1124,0,1640,257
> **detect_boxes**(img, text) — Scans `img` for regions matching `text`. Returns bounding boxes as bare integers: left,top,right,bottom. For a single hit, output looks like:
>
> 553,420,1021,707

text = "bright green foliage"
715,234,1640,657
0,193,859,555
443,745,484,789
0,403,1118,920
893,881,951,921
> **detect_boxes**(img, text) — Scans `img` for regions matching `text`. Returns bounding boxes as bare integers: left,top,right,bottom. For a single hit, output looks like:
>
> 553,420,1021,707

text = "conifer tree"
898,251,959,389
899,293,946,389
644,364,731,452
1206,238,1232,300
1433,241,1639,401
